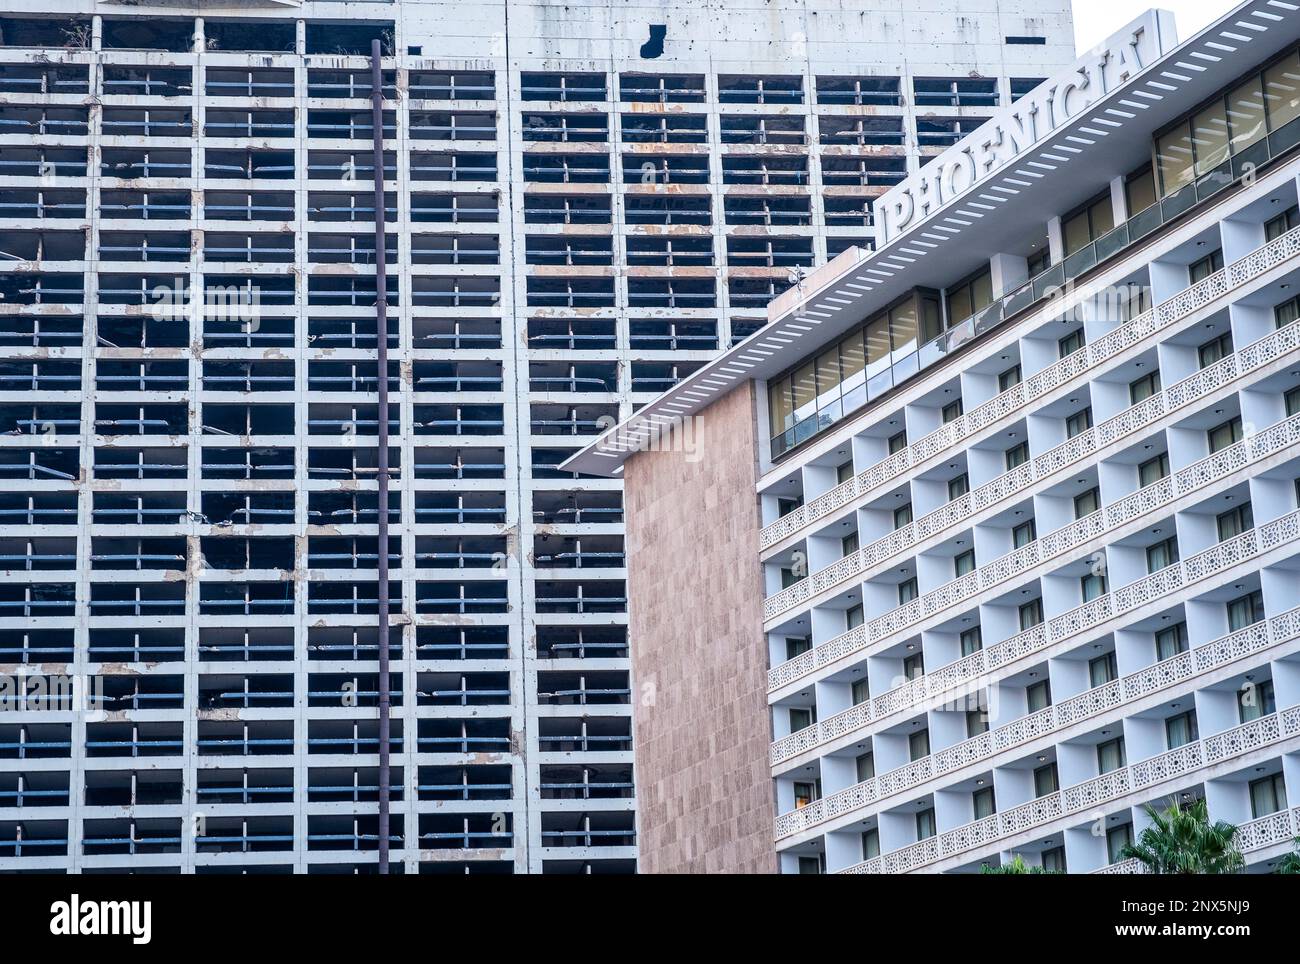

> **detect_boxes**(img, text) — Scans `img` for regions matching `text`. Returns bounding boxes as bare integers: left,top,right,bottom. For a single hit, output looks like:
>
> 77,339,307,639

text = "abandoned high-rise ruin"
0,1,1073,872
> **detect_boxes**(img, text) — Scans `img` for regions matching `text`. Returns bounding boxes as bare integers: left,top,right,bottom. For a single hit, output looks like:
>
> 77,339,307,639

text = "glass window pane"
1264,50,1300,132
840,332,865,380
1126,167,1157,214
865,314,890,363
792,361,816,413
972,271,994,312
1063,210,1091,255
889,302,917,353
769,376,793,432
1156,122,1195,195
1227,76,1267,153
1090,196,1115,237
947,285,973,325
920,295,942,342
1191,99,1231,174
815,348,841,404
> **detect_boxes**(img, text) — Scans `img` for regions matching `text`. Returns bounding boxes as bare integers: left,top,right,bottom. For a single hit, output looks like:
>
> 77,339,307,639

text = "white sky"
1071,0,1236,53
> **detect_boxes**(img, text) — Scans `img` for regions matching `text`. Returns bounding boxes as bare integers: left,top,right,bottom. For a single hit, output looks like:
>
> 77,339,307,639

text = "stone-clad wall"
623,381,774,873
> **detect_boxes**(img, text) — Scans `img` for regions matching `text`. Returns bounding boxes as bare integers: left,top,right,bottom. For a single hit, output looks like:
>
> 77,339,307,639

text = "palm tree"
1120,799,1243,874
979,854,1060,874
1273,836,1300,874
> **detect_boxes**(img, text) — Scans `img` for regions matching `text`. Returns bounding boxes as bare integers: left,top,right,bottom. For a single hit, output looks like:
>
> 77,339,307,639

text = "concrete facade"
0,0,1073,872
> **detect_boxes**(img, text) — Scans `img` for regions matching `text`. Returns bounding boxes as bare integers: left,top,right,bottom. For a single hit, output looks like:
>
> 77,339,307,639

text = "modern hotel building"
570,1,1300,873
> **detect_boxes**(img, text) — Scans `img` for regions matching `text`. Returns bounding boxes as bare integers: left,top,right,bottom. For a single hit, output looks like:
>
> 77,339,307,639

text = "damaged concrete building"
0,1,1073,872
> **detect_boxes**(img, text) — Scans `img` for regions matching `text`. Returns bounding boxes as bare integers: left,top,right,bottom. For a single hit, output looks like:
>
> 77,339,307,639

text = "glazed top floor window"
767,290,940,454
1155,46,1300,197
1063,191,1115,256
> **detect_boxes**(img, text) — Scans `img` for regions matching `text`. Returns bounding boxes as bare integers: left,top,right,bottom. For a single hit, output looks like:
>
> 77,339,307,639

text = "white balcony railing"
837,705,1300,874
764,314,1300,623
768,412,1300,694
773,606,1298,839
759,223,1300,554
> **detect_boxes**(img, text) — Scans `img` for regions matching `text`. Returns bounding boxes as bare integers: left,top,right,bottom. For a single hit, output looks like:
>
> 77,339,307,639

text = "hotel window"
954,549,976,577
1129,370,1161,404
793,780,818,808
852,677,870,705
898,577,918,605
1238,678,1276,723
1074,487,1100,519
1081,571,1108,603
888,429,908,453
861,828,880,860
1027,241,1050,276
1266,203,1300,241
1250,773,1287,818
915,807,936,840
998,364,1022,391
893,503,913,529
1013,519,1037,548
1033,761,1058,797
1005,440,1029,470
973,786,996,819
944,267,993,328
959,626,982,657
1165,710,1198,749
1207,416,1242,454
1027,679,1051,712
1227,589,1265,632
1278,295,1300,330
798,856,822,874
1188,248,1224,284
789,707,814,732
1146,536,1179,573
1155,621,1189,661
1089,651,1118,687
780,567,800,588
847,603,864,629
855,750,875,782
941,398,963,424
1138,452,1170,487
1065,407,1093,439
1125,164,1157,215
841,531,859,556
1058,328,1085,358
902,650,924,680
786,636,811,659
777,496,802,517
908,728,930,761
1198,331,1233,369
947,473,969,501
1106,823,1133,864
1019,598,1043,630
966,707,989,737
1287,386,1300,417
836,459,855,484
1062,190,1115,256
1097,736,1126,774
1216,503,1253,542
1042,846,1067,873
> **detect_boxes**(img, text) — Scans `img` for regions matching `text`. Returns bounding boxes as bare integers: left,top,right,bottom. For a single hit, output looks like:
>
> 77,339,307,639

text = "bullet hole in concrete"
640,24,666,59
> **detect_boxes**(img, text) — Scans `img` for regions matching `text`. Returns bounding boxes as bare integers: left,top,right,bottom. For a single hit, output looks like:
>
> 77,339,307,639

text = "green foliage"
1120,799,1243,874
1273,836,1300,875
979,854,1060,874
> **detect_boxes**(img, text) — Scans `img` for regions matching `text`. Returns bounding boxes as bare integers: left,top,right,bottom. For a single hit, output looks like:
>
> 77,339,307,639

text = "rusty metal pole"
369,37,391,874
